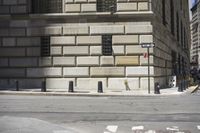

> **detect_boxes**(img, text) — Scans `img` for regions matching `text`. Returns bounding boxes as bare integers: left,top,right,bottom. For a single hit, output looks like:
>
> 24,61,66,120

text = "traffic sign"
141,43,155,48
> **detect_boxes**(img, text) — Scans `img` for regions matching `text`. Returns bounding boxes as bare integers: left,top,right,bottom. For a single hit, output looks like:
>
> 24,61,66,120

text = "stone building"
191,0,200,68
0,0,190,92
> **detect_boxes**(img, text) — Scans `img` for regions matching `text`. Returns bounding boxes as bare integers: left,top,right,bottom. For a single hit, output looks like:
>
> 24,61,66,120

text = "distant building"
191,0,200,68
0,0,190,92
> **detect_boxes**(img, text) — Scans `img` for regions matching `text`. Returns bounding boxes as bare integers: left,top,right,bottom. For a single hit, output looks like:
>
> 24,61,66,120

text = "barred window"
41,36,50,57
31,0,62,13
97,0,116,12
102,35,112,56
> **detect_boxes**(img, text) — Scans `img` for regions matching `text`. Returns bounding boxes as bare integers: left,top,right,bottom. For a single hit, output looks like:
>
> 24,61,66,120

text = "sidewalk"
0,85,198,97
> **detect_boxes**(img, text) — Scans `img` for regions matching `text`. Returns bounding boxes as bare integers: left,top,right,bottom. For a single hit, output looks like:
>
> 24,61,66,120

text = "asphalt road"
0,94,200,133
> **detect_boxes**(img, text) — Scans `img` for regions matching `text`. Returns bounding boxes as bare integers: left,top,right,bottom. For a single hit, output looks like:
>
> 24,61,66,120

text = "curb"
0,89,189,97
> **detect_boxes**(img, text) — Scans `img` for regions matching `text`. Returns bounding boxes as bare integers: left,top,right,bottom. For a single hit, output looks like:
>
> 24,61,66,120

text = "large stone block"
27,27,62,36
53,57,75,66
10,20,29,27
100,56,114,66
113,46,125,55
77,56,99,66
9,28,26,36
10,5,27,14
140,77,154,90
26,47,41,56
117,3,137,11
81,4,96,12
0,68,25,78
39,57,52,67
138,2,149,11
63,46,89,55
17,37,40,46
27,68,62,77
77,36,101,45
51,36,75,45
125,25,152,34
0,58,8,67
90,25,124,34
108,78,139,90
46,78,75,89
90,46,102,55
140,55,153,65
65,4,81,12
90,67,125,77
51,46,62,55
126,45,153,55
113,35,139,44
63,26,89,35
2,38,16,46
126,66,154,76
18,79,42,89
3,0,17,5
115,56,139,66
140,35,153,43
77,78,107,90
63,67,89,77
0,6,10,14
9,58,38,67
0,48,26,57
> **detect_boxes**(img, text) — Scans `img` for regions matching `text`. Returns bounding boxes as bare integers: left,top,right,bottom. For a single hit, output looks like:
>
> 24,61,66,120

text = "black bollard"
41,81,46,92
16,80,19,91
98,81,103,93
68,81,74,92
154,82,160,94
178,81,183,92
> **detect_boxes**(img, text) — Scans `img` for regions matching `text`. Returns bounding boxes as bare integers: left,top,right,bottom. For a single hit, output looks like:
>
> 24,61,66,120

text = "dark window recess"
97,0,116,12
170,0,174,35
162,0,166,25
102,35,113,56
41,36,50,57
31,0,62,13
176,12,180,42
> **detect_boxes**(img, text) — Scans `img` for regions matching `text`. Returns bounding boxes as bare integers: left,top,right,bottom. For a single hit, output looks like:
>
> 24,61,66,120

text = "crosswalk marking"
104,125,118,133
197,125,200,130
166,126,179,131
145,130,156,133
132,126,144,130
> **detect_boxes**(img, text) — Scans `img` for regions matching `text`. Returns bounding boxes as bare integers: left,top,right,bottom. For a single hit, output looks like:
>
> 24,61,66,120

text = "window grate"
41,36,50,57
32,0,62,13
102,35,112,56
97,0,116,12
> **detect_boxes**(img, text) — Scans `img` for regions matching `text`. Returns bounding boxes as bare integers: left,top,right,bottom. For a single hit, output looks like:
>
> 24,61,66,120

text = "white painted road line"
166,126,179,131
54,130,70,133
105,125,118,133
197,125,200,130
132,126,144,130
145,130,156,133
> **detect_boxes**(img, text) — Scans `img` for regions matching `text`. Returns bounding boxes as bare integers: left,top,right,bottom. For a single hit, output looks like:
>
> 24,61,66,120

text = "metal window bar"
41,36,50,57
97,0,116,12
102,35,112,56
32,0,62,13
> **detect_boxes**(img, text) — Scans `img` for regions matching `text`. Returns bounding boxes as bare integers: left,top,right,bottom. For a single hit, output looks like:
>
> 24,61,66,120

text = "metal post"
16,80,19,91
98,81,103,93
148,47,150,94
68,81,74,93
41,81,46,92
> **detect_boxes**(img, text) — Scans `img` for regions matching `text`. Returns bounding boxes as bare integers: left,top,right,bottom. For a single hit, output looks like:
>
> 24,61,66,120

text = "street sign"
141,43,155,48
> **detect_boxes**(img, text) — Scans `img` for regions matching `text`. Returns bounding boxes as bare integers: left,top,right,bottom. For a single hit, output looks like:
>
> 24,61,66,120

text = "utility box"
169,76,176,88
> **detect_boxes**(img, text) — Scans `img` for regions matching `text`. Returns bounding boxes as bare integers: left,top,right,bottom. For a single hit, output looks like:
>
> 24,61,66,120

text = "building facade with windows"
0,0,190,92
191,0,200,68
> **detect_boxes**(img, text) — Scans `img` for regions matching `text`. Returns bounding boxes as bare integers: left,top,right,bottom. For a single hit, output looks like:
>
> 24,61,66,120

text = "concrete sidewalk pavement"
0,85,198,97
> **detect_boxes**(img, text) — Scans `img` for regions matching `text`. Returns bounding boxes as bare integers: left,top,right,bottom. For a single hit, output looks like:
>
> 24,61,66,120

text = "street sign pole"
141,43,155,94
147,47,150,94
